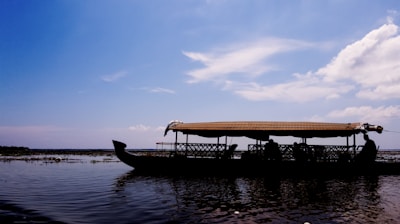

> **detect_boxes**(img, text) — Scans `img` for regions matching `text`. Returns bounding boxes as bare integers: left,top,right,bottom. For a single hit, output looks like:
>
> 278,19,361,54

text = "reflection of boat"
113,121,400,176
112,170,391,223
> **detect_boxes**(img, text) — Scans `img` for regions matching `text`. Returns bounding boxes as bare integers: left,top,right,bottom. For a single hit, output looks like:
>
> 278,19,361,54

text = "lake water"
1,154,400,224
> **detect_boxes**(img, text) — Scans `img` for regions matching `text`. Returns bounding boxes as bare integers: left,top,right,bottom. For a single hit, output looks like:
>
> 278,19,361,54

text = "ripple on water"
2,161,400,223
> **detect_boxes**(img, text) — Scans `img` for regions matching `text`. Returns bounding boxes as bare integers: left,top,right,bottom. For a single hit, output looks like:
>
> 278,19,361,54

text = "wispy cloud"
147,87,176,94
132,87,176,94
228,72,353,102
327,105,400,124
101,71,128,82
183,38,313,84
128,124,166,132
128,124,151,131
307,105,400,125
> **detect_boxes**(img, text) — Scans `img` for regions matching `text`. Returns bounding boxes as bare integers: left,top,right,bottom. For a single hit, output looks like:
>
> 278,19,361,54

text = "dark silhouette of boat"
113,121,400,176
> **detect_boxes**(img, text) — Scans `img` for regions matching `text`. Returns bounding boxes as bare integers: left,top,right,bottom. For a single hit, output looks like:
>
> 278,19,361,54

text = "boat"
113,121,400,176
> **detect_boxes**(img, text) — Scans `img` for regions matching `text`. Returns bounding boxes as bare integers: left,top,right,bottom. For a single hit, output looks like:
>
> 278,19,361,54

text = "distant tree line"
0,146,30,155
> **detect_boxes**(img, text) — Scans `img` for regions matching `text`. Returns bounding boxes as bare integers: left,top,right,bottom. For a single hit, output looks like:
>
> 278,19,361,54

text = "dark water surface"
1,155,400,224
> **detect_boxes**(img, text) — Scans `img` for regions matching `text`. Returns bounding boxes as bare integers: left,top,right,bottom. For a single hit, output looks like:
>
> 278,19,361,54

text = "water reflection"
114,171,392,223
1,160,397,223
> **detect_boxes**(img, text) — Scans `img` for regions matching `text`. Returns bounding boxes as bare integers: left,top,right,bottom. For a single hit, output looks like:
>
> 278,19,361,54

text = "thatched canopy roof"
164,121,383,140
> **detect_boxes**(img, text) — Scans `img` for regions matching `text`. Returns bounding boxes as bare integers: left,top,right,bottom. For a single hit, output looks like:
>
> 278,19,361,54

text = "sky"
1,0,400,149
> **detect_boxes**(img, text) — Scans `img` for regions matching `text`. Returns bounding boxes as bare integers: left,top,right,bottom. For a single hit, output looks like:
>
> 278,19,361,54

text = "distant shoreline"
0,146,114,156
0,146,119,163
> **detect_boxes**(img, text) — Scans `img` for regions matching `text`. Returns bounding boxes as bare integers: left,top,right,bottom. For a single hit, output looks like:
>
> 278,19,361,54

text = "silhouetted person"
293,142,306,163
265,139,281,161
356,134,377,163
222,144,237,159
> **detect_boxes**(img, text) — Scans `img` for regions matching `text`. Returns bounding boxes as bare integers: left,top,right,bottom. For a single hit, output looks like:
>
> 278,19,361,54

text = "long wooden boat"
113,121,400,176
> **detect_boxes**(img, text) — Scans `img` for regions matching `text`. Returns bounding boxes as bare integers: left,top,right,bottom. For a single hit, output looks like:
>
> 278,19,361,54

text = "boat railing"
248,144,358,162
173,143,229,158
157,142,363,161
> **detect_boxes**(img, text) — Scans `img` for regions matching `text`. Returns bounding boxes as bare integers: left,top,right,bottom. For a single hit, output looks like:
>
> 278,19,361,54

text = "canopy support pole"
186,134,189,152
174,132,178,151
353,134,357,158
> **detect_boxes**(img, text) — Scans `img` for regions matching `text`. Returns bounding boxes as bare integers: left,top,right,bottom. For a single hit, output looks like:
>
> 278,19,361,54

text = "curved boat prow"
113,140,137,169
112,140,127,151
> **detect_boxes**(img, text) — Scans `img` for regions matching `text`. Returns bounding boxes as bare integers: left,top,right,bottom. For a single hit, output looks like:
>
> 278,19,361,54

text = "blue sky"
1,0,400,149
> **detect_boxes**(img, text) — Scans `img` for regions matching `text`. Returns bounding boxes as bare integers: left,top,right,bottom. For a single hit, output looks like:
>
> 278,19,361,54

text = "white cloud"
148,87,176,94
101,71,127,82
156,126,166,131
317,22,400,100
230,72,353,102
327,105,400,123
387,10,399,24
183,38,312,84
128,125,168,132
138,87,176,94
184,20,400,103
128,124,151,131
356,83,400,100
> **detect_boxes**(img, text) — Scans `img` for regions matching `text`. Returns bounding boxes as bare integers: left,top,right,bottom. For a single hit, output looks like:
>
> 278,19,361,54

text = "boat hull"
113,140,400,176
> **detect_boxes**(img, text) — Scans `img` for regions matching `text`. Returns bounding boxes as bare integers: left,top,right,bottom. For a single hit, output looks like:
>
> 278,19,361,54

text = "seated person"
264,139,282,161
293,142,306,163
356,134,377,163
222,144,237,159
